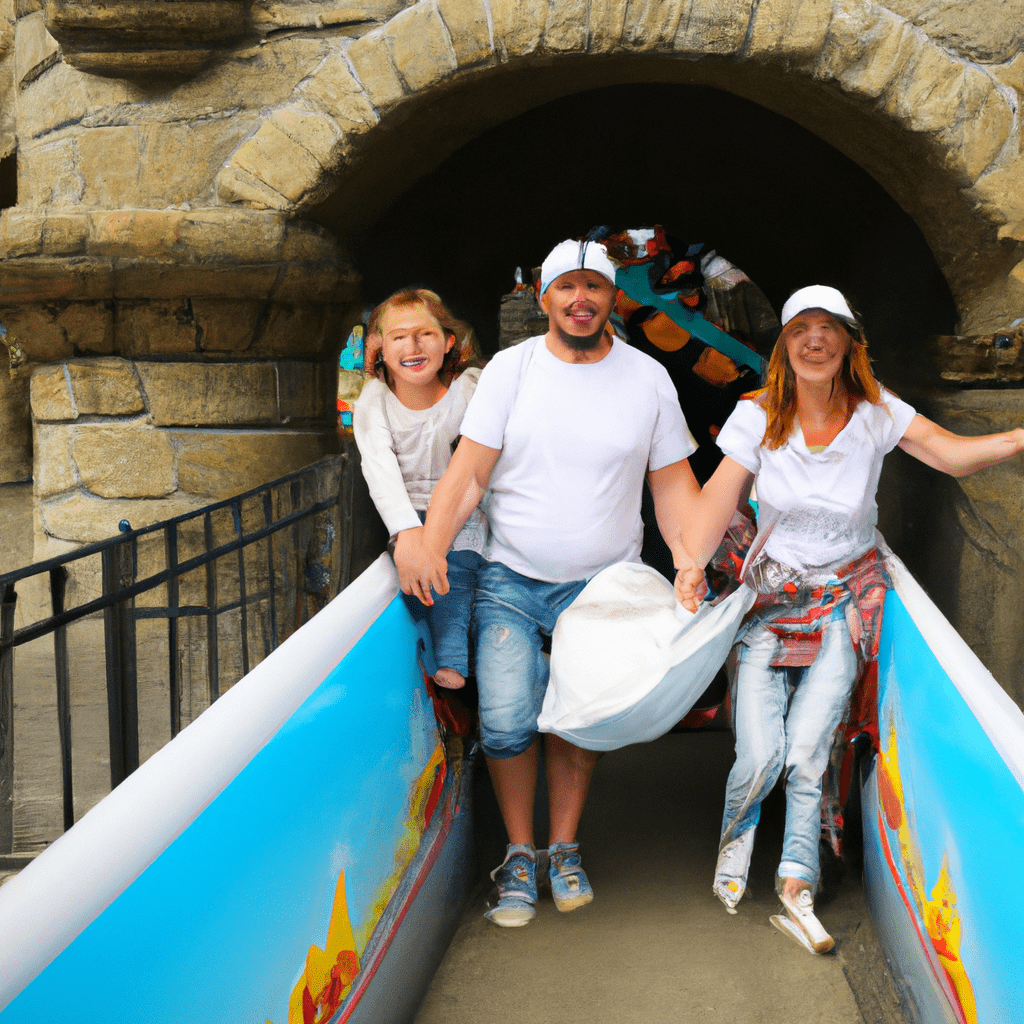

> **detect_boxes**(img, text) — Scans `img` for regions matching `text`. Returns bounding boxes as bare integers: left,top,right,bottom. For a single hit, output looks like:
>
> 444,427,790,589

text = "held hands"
674,562,708,614
393,527,449,606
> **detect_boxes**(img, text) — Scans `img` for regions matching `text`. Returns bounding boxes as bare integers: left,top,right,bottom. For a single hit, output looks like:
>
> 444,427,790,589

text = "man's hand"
393,527,449,606
674,563,708,613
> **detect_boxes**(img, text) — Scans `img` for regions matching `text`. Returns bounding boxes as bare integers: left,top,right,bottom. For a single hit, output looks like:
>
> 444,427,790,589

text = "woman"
676,285,1024,953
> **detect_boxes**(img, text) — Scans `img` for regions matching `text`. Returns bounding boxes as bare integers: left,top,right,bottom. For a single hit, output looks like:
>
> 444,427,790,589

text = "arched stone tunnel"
1,0,1023,705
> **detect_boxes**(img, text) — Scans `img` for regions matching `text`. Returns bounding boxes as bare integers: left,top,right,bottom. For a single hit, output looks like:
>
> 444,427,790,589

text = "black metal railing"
0,449,385,860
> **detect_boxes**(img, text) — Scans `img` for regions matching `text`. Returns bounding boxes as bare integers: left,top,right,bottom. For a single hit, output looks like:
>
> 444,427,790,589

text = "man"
396,238,704,926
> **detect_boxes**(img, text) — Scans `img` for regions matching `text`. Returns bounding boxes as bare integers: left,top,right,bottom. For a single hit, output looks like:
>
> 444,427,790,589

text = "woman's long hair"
366,288,482,387
752,313,883,450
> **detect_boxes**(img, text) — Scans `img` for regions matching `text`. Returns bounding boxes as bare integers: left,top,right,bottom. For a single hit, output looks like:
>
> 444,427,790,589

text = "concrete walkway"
416,730,905,1024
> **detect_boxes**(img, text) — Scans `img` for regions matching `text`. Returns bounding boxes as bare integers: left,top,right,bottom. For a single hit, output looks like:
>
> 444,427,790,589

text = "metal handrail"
0,450,380,855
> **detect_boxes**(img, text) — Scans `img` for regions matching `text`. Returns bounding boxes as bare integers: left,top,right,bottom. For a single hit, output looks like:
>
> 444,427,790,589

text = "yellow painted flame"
285,871,360,1024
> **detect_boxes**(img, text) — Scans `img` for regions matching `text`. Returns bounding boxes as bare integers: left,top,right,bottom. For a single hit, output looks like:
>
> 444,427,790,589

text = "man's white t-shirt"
459,336,697,583
716,389,917,572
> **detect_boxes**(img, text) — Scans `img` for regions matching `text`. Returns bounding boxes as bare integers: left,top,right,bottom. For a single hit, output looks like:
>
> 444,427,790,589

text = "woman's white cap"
780,285,859,329
540,239,618,294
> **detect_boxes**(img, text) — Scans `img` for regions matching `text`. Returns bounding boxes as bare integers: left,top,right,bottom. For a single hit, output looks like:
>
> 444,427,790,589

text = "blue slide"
0,555,475,1024
0,548,1020,1024
862,553,1024,1024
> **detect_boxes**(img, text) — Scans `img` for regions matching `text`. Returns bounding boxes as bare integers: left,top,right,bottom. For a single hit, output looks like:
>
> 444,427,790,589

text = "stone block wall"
0,370,30,483
30,357,337,543
0,208,358,542
1,1,1021,327
1,1,1022,504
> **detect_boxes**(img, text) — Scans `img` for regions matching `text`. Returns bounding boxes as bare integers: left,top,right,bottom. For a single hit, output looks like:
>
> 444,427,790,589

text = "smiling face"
377,301,454,399
540,269,617,352
782,309,852,388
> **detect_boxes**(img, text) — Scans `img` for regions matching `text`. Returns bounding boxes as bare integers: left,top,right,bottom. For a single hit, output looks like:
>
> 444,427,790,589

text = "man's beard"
556,314,606,351
558,327,604,351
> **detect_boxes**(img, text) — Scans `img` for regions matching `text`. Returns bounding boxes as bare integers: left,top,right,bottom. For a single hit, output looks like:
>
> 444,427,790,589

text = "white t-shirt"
459,336,697,583
716,389,917,572
353,368,486,551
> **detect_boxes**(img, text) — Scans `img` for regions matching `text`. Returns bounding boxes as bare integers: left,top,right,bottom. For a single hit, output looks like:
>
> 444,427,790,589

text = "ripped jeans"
473,560,588,759
721,613,858,889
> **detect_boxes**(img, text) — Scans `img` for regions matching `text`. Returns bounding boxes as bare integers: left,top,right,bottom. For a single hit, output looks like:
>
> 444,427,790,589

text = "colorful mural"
286,872,360,1024
0,557,474,1024
863,561,1024,1024
875,714,977,1024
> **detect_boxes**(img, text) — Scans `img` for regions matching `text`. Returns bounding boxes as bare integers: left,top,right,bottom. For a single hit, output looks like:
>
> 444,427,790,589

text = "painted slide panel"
862,771,960,1024
0,555,465,1024
864,568,1024,1024
344,755,477,1024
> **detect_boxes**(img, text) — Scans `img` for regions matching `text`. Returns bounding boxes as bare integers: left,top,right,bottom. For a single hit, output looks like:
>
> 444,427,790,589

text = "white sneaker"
772,887,835,954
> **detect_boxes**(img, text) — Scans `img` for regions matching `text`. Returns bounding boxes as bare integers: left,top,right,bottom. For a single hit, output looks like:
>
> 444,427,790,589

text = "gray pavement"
1,482,118,853
416,730,905,1024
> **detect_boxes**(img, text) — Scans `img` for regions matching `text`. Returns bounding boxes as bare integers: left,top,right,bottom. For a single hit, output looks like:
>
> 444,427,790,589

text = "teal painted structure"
0,556,474,1024
615,263,767,377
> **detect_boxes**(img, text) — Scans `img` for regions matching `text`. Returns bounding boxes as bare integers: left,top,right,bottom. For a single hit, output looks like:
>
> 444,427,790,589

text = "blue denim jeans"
472,561,587,759
431,547,485,676
720,612,858,888
401,547,484,677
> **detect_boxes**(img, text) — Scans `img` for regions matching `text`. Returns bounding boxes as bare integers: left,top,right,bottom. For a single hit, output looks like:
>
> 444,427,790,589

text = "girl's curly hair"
366,288,482,386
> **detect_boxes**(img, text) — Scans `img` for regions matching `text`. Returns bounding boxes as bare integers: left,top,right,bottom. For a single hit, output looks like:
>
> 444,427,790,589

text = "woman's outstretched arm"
898,415,1024,477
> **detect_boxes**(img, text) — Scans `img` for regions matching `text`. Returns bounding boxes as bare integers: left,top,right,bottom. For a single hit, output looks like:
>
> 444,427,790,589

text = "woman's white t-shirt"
716,389,917,572
459,336,697,583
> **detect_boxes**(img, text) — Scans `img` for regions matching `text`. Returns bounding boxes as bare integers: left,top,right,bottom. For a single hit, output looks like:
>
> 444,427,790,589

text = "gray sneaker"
485,844,537,927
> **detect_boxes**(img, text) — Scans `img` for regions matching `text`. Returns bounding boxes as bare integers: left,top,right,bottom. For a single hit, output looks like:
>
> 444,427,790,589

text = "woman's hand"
674,563,708,613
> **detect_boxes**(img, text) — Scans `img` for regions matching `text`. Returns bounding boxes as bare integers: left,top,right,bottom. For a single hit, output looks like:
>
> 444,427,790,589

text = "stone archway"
211,0,1024,332
2,0,1024,702
200,0,1024,700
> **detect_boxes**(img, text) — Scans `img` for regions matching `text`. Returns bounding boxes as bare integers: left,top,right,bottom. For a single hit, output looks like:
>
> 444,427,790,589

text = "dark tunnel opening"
337,82,963,614
348,82,957,388
0,152,16,213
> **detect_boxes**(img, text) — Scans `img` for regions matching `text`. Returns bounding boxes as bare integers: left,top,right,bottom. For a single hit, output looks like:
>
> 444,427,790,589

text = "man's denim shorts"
472,560,587,759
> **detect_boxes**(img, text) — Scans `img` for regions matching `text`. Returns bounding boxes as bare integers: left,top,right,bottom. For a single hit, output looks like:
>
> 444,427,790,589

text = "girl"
353,288,484,689
677,285,1024,953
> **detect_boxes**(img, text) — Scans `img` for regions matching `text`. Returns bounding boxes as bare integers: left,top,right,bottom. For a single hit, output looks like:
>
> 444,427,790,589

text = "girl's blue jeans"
401,546,483,678
720,612,858,889
422,547,484,677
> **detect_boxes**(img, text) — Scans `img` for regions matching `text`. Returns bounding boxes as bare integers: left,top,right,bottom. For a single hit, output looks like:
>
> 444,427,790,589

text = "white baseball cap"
540,239,618,294
780,285,859,329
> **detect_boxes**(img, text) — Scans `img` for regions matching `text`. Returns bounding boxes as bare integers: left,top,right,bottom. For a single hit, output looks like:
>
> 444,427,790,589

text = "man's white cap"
540,239,618,294
780,285,859,329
